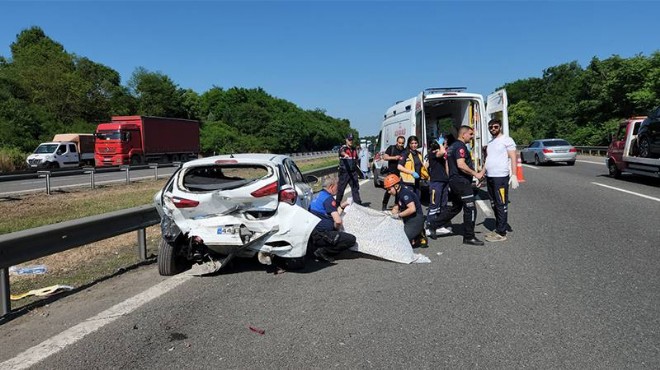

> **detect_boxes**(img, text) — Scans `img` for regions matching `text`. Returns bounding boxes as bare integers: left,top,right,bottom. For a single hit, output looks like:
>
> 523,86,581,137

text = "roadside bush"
0,147,29,172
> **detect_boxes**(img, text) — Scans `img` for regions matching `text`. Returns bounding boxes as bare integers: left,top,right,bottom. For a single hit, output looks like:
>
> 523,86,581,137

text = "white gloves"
509,176,520,190
346,197,354,206
390,213,400,220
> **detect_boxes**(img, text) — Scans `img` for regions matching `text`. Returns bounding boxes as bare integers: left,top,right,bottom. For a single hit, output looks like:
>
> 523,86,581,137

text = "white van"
372,87,509,187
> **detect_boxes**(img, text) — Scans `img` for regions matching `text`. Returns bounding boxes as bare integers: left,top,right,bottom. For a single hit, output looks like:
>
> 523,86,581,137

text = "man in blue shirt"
308,175,356,263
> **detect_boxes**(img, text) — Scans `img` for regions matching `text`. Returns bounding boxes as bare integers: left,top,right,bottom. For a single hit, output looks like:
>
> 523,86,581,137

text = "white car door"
283,158,313,209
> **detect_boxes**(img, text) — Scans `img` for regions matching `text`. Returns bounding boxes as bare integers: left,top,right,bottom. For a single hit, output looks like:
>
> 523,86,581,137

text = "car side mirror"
305,175,319,184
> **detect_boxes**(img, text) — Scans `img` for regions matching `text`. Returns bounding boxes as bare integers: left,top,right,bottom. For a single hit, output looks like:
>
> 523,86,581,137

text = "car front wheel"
608,160,622,179
638,136,652,158
534,154,541,166
158,238,189,276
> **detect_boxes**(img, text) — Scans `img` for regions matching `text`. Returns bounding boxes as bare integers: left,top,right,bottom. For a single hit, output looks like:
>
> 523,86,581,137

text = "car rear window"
543,140,570,147
182,164,271,191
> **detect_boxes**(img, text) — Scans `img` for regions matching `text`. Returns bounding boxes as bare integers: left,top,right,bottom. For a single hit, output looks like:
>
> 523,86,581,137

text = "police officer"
308,175,356,263
381,135,406,210
383,174,427,248
430,125,485,245
336,133,362,206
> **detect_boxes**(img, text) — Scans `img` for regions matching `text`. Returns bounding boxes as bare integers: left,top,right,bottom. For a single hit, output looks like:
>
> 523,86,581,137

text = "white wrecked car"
154,154,320,276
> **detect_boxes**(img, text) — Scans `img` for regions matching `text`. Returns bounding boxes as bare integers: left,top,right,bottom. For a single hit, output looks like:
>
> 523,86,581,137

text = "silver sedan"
520,139,577,166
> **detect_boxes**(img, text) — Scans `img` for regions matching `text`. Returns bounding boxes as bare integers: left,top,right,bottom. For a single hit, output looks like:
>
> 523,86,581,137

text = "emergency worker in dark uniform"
430,126,485,245
308,175,356,263
381,135,406,210
383,174,427,248
425,136,452,237
336,133,362,206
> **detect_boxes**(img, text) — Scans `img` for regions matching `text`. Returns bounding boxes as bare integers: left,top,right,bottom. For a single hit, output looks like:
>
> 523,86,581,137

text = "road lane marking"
1,274,193,370
577,159,605,165
522,164,538,169
592,182,660,202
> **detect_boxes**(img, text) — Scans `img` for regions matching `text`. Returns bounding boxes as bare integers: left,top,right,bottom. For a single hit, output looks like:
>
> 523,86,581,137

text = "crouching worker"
383,174,428,248
308,175,357,263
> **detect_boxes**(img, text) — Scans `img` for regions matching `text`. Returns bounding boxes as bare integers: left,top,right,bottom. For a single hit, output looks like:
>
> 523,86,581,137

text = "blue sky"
1,1,658,137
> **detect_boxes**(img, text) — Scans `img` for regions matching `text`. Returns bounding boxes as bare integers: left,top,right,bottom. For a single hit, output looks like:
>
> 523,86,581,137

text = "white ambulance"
372,87,509,187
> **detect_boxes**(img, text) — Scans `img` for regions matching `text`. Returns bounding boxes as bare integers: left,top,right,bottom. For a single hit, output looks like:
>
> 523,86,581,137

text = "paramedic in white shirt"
484,119,519,242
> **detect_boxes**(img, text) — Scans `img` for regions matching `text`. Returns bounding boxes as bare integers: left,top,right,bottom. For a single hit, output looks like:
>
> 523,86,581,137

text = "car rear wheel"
608,160,622,179
567,160,575,166
158,238,188,276
534,155,541,166
638,136,652,158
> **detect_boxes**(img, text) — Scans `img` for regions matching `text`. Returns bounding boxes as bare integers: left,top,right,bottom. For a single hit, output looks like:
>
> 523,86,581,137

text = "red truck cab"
95,116,200,167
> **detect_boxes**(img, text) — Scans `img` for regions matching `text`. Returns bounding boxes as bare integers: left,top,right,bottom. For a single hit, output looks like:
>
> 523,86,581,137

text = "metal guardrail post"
1,267,9,316
83,167,96,189
149,163,159,180
137,228,147,261
120,165,130,184
37,171,51,195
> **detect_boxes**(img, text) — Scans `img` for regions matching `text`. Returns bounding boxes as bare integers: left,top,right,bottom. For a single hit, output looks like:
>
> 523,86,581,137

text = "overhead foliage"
0,27,354,156
502,52,660,146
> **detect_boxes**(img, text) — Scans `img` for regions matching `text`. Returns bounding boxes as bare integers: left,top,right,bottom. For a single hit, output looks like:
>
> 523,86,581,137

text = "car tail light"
542,148,553,153
251,181,278,197
569,148,577,153
279,186,298,205
214,159,238,164
171,196,199,208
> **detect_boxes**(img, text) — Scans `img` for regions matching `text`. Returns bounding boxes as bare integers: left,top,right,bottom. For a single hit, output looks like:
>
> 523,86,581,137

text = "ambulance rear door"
486,89,509,139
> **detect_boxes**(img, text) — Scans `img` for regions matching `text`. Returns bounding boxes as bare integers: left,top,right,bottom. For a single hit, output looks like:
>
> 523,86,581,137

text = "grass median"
3,155,338,311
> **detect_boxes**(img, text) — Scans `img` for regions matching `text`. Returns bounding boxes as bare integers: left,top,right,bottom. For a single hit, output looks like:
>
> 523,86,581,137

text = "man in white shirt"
484,119,519,242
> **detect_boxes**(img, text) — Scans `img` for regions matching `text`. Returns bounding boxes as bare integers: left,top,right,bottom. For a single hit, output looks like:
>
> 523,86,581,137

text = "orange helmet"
383,174,401,189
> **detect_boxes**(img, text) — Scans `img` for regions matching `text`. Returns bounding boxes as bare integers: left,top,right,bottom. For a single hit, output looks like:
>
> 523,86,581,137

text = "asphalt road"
2,156,659,369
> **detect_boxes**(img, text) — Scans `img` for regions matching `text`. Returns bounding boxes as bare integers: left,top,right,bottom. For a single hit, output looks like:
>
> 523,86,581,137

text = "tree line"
503,52,660,146
1,27,659,170
0,27,355,169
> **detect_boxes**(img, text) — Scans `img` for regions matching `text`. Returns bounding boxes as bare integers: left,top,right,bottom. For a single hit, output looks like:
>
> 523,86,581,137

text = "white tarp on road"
342,204,431,264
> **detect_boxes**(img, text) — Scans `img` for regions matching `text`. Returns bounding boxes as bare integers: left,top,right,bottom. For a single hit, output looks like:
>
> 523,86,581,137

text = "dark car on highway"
636,106,660,158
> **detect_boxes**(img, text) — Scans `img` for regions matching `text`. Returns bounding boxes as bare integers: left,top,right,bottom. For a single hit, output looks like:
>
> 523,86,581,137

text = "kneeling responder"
308,175,357,263
383,174,427,248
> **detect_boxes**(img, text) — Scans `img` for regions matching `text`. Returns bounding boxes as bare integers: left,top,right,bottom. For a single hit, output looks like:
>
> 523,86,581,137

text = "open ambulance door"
486,89,509,139
415,91,426,156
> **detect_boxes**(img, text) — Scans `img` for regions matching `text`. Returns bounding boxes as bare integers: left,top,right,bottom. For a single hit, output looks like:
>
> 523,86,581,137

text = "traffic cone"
516,157,526,183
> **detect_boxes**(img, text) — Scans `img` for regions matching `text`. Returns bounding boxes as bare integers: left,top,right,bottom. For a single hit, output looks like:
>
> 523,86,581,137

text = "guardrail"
574,146,608,156
0,151,335,182
0,165,338,317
